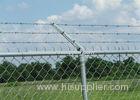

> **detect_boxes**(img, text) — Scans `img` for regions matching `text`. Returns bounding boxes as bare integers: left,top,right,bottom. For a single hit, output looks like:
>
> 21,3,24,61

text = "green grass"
0,79,140,100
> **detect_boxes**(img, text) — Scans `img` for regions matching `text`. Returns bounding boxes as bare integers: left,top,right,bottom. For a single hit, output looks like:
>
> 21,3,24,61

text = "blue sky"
0,0,84,22
0,0,140,24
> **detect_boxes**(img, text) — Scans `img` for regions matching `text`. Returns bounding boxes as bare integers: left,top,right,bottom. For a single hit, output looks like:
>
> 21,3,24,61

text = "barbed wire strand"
0,22,140,27
0,32,57,34
0,22,50,25
0,41,140,44
0,31,140,35
56,24,140,27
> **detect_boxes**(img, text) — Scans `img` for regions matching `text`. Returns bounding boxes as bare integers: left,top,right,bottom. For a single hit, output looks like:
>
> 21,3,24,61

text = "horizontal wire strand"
56,24,140,27
0,32,57,34
0,22,50,25
0,22,140,27
0,41,140,44
0,31,140,35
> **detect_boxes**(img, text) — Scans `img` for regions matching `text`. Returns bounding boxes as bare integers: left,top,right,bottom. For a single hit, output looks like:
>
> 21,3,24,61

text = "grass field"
0,79,140,100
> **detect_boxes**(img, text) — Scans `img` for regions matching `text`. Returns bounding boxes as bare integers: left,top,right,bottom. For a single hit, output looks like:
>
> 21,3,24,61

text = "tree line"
0,56,140,83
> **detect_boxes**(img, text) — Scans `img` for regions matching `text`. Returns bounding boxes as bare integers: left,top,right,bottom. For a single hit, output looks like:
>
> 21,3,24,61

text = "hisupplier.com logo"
36,83,129,91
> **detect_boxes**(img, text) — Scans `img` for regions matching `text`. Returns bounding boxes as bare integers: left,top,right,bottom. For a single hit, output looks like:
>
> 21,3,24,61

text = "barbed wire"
0,31,140,35
69,32,140,35
56,24,140,27
0,22,50,25
0,22,140,27
0,32,57,34
0,41,140,44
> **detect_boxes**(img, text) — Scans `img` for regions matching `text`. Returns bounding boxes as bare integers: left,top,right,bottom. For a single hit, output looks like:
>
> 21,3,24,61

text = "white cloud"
92,0,122,11
36,0,140,25
47,4,94,22
134,0,140,8
116,14,138,25
35,19,47,24
45,0,140,25
47,15,61,23
62,4,94,20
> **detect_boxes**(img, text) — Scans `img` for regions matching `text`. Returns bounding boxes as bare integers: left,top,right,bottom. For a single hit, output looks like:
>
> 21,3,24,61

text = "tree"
0,61,18,83
86,57,113,78
18,61,54,81
55,56,80,79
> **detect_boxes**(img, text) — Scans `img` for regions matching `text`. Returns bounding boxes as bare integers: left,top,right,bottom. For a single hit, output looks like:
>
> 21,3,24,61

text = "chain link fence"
0,23,140,100
0,52,139,100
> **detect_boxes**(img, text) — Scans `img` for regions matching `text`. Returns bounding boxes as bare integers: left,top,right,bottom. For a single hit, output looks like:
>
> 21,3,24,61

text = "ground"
0,79,140,100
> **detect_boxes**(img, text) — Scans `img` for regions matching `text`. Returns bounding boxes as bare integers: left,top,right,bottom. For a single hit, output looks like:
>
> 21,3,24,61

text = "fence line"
0,22,140,100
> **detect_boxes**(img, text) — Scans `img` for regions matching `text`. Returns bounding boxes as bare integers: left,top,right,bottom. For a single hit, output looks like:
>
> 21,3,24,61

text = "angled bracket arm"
51,23,84,52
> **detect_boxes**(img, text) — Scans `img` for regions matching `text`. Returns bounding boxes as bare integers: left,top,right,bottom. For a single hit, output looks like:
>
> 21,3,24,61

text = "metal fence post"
51,23,88,100
80,52,88,100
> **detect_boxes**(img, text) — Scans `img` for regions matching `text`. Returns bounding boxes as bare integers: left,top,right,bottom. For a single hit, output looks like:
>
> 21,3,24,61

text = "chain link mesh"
0,53,139,100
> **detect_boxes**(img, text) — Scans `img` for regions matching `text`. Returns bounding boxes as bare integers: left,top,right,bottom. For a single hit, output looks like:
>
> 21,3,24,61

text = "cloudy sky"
0,0,83,22
0,0,139,24
0,0,140,52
